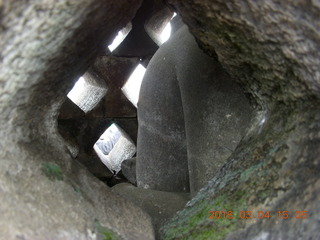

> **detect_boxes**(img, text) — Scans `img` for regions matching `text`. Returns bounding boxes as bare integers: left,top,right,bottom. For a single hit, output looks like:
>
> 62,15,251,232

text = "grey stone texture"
169,0,320,105
0,1,155,239
1,0,320,239
85,56,139,118
121,157,137,185
112,183,190,240
136,43,189,192
70,71,108,113
145,4,174,46
112,0,161,57
103,126,136,174
136,24,252,194
58,97,85,120
58,118,139,179
161,1,320,239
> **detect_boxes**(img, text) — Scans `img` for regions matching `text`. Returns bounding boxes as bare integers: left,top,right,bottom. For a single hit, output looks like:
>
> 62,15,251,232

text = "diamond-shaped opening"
145,12,177,46
67,73,107,113
159,13,176,44
159,20,172,44
121,64,146,108
93,123,136,174
108,22,132,52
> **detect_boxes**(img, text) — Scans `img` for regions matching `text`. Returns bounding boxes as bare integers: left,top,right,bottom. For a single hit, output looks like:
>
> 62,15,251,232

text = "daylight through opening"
67,76,107,113
121,64,146,108
93,123,136,174
108,22,132,52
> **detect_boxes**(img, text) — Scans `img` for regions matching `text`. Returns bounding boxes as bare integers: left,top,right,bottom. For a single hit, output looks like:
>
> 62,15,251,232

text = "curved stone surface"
175,25,253,194
121,157,137,185
136,24,252,194
1,0,319,239
161,1,320,239
0,1,155,239
169,0,320,105
112,183,190,240
137,41,189,191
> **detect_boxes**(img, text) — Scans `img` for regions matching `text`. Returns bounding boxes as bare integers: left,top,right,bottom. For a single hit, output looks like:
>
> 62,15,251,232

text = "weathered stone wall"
0,1,155,239
161,1,320,239
58,55,140,179
170,0,320,105
136,24,253,194
1,0,319,239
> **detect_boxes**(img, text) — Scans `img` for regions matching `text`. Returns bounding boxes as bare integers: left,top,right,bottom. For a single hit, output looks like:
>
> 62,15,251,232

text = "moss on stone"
94,219,122,240
161,190,248,240
72,184,81,193
161,105,304,239
41,162,63,181
240,162,264,182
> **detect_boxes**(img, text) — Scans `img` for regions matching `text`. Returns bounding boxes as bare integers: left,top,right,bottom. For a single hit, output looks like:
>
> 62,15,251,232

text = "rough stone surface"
169,0,320,105
121,157,137,185
137,40,189,192
102,126,136,174
136,24,252,194
145,4,173,46
1,0,320,239
112,0,160,57
58,118,138,178
86,56,139,118
58,97,85,120
162,105,320,240
160,1,320,239
0,1,155,239
112,183,190,240
70,71,108,113
175,25,253,194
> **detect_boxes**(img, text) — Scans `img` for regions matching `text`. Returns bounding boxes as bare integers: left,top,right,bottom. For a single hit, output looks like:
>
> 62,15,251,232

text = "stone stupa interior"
0,1,319,240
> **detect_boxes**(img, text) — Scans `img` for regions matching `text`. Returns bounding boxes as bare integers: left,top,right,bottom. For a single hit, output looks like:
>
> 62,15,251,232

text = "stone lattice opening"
2,0,319,239
158,13,176,44
93,123,136,174
159,19,172,44
67,74,107,113
121,63,146,108
108,22,132,52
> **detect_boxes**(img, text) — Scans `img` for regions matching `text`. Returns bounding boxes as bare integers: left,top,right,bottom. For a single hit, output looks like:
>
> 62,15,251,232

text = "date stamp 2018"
208,210,307,220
